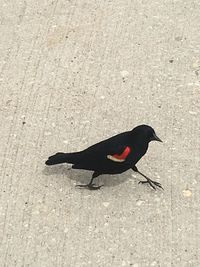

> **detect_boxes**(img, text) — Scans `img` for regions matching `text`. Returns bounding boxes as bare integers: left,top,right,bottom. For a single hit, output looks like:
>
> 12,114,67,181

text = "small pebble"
136,200,145,206
192,62,199,68
189,111,197,115
102,202,110,207
182,189,192,197
44,131,52,136
120,70,129,77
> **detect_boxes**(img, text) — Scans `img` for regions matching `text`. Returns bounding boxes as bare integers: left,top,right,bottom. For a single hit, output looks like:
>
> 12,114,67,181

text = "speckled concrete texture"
0,1,200,266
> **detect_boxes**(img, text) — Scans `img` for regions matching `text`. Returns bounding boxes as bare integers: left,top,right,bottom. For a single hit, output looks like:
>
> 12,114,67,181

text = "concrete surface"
0,0,200,266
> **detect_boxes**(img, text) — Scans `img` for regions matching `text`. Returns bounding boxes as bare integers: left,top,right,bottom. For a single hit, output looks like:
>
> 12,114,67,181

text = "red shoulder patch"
113,146,131,160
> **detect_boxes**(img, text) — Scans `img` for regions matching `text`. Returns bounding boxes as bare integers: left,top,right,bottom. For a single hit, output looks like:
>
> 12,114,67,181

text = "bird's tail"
45,152,80,166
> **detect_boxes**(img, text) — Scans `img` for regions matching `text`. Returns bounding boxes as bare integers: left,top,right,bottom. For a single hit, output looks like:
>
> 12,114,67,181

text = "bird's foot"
76,183,103,190
138,178,163,190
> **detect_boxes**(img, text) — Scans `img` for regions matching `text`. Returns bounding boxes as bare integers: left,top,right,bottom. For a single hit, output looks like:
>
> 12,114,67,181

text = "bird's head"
132,125,162,143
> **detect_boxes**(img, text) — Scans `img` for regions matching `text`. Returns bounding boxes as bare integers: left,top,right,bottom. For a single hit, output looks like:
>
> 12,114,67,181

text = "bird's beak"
152,133,162,142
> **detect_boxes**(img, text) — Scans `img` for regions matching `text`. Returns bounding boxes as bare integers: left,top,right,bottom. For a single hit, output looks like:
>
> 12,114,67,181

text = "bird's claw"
138,179,163,190
76,184,104,190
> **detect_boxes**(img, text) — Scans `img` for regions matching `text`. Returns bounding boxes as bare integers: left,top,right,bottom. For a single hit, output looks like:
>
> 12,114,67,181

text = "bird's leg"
76,172,103,190
132,166,163,190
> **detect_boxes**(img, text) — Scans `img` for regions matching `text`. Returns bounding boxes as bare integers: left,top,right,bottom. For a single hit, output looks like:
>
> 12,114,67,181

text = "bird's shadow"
43,164,134,188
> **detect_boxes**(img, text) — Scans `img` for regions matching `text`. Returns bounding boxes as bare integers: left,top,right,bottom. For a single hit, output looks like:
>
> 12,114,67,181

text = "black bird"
45,125,163,190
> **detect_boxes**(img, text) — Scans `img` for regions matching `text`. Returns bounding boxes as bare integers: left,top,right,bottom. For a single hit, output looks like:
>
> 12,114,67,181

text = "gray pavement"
0,0,200,266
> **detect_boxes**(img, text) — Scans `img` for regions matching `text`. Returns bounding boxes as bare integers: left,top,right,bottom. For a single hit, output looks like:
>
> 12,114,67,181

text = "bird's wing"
72,142,132,170
83,132,132,160
74,132,132,169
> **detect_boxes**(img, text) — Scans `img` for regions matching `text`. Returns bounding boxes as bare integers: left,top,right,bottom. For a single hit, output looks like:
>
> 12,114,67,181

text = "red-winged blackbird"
45,125,163,190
